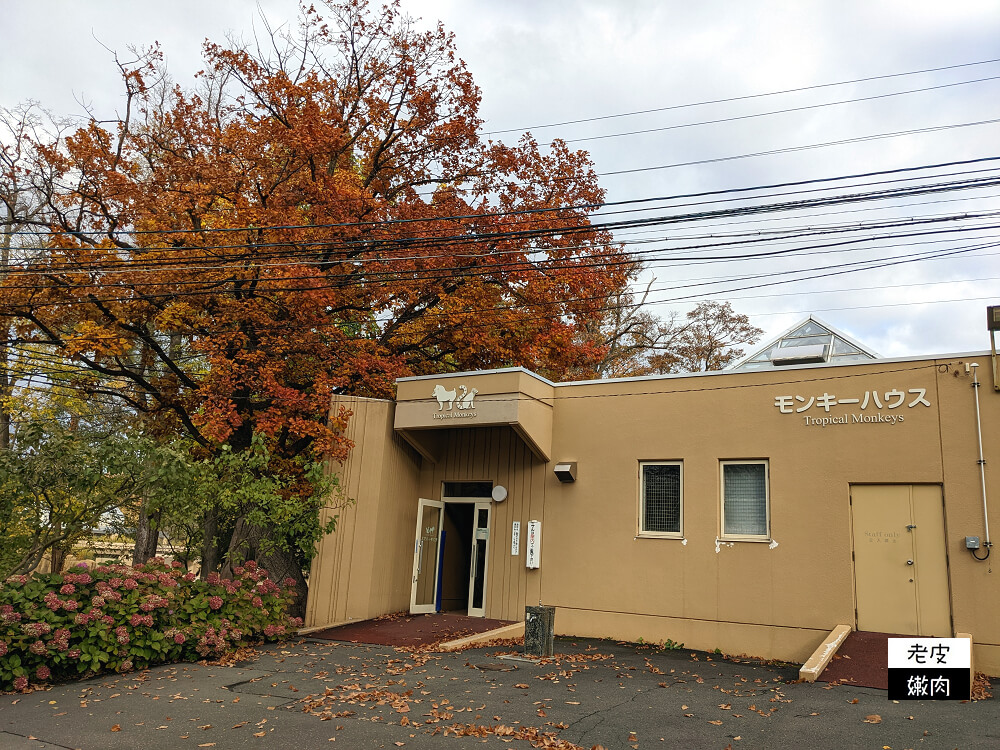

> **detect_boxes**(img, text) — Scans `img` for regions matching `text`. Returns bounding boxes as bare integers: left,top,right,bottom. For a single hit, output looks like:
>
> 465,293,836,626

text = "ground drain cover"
474,662,518,672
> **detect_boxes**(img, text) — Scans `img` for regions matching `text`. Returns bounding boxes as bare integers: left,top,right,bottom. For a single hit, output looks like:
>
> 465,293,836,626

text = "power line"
563,76,1000,145
482,57,1000,135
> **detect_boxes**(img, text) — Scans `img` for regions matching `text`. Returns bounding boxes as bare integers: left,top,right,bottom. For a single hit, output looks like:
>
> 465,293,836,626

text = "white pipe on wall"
971,363,992,547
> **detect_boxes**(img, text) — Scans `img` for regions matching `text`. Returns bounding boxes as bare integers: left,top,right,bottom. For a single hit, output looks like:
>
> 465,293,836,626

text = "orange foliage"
1,0,630,465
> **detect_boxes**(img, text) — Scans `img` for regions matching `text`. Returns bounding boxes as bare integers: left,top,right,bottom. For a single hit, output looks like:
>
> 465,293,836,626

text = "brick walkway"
307,612,514,647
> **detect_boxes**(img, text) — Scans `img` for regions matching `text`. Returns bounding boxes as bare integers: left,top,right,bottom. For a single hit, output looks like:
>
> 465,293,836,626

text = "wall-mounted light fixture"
554,462,577,483
988,305,1000,391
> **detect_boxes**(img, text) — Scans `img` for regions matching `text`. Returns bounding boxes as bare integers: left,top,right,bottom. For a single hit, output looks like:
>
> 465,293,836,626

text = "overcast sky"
4,0,1000,358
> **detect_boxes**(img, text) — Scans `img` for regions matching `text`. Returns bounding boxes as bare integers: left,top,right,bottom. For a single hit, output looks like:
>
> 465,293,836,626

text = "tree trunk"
49,545,67,575
222,517,308,620
200,504,220,579
132,492,161,566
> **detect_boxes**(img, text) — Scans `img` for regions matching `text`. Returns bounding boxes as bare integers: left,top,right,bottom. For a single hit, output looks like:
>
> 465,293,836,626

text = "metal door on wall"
850,484,951,636
467,502,491,618
410,499,443,615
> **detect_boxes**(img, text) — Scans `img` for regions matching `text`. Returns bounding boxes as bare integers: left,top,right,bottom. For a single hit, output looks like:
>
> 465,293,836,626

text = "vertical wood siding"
306,397,421,628
417,426,544,622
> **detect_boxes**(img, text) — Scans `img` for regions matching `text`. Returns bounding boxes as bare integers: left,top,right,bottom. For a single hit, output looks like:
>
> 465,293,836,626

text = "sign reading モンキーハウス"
774,387,931,427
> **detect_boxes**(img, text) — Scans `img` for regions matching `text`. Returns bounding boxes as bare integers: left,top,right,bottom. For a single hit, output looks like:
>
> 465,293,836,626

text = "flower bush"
0,558,302,692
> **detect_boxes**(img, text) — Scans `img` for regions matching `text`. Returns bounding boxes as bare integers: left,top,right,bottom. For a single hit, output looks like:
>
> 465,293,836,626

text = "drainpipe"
971,363,992,551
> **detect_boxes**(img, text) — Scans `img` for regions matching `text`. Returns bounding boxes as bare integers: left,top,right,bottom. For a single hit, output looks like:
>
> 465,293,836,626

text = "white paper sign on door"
525,520,541,569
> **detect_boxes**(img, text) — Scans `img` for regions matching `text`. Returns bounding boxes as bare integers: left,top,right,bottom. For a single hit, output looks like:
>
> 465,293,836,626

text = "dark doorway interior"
440,503,473,613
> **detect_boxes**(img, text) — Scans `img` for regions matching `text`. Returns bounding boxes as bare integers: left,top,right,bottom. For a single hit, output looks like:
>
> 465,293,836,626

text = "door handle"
906,559,914,565
417,540,423,574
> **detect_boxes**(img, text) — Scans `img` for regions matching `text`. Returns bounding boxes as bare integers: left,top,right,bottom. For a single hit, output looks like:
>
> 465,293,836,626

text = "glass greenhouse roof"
730,317,879,371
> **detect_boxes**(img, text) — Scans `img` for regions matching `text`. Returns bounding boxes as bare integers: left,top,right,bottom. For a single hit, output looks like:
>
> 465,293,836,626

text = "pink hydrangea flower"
67,648,81,659
13,676,28,691
60,583,76,595
29,640,47,655
123,579,138,591
62,599,79,611
35,665,50,680
251,596,263,608
208,596,224,611
0,640,7,657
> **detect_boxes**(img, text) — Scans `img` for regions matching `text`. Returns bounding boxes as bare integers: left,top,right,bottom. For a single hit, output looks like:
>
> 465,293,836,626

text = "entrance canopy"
394,368,554,462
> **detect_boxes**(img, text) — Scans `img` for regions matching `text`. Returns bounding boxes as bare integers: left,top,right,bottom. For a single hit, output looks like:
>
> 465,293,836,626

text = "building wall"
538,355,1000,670
306,396,422,628
307,354,1000,672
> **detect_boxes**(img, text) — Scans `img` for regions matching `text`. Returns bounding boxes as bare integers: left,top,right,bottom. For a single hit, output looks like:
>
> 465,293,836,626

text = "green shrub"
0,558,301,692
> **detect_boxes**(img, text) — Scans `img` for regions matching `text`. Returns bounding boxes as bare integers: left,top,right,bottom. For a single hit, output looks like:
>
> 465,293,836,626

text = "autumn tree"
581,285,763,377
659,301,763,373
0,0,631,601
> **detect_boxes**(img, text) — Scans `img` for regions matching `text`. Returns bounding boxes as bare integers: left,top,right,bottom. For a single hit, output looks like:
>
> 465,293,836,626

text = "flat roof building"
306,320,1000,673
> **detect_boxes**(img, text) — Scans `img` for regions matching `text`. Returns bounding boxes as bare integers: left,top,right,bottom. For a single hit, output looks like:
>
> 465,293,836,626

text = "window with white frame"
720,460,769,540
639,461,682,537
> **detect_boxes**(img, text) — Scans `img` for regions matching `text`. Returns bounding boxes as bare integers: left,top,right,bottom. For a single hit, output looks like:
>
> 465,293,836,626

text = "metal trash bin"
524,605,555,657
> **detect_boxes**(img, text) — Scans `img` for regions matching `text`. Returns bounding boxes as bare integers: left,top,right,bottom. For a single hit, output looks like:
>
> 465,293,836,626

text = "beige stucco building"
306,319,1000,673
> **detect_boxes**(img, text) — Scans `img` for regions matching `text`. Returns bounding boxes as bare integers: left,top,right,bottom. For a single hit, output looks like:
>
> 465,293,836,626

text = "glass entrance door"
467,502,491,617
410,499,444,615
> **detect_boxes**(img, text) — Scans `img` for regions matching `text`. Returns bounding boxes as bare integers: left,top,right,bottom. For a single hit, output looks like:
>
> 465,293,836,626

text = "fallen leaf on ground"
863,714,882,724
111,725,121,732
708,720,723,725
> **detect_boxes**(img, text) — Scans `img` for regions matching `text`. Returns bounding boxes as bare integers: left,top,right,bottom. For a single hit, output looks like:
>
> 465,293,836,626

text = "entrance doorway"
850,484,951,636
409,494,492,617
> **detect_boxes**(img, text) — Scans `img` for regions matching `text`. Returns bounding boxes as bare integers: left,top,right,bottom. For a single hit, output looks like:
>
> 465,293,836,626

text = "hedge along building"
305,317,1000,673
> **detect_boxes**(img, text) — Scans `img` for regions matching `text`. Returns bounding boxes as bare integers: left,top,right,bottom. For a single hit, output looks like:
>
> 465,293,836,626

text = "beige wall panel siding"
542,364,945,636
554,607,825,664
936,359,1000,652
307,398,421,628
369,430,424,613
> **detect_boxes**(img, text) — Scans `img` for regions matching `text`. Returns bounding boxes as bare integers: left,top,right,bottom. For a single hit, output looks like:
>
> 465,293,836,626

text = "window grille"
640,462,682,536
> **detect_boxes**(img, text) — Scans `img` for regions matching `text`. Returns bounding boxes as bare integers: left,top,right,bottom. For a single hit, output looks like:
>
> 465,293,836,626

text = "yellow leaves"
863,714,882,724
154,301,200,330
64,320,130,358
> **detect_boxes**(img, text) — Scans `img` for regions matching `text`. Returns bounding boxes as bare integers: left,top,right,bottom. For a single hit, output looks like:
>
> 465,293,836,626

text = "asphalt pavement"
0,636,996,749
